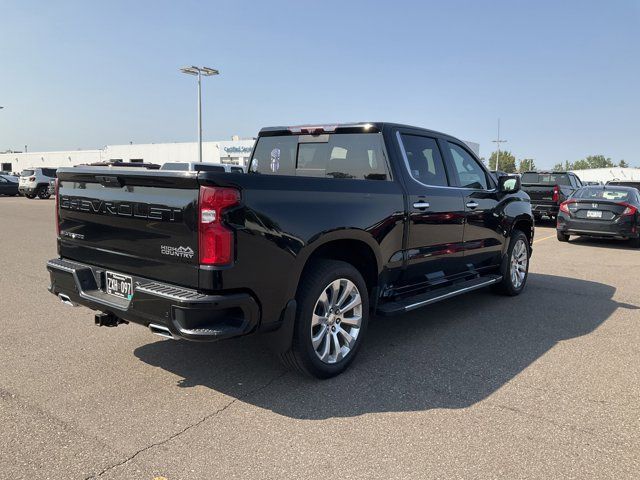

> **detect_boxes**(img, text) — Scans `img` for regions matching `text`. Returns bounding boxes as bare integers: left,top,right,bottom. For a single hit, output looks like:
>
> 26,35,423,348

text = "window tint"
574,187,633,202
250,136,298,176
162,163,190,171
230,167,244,173
400,134,448,186
195,164,225,172
21,169,35,177
447,142,488,189
522,172,571,186
250,133,388,180
43,168,57,177
297,133,387,180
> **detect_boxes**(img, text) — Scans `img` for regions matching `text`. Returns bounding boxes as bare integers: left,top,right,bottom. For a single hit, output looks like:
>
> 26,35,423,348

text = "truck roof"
259,122,458,141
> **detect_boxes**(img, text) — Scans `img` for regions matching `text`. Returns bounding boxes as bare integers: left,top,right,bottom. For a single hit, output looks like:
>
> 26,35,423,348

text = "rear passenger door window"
447,142,488,190
399,134,449,186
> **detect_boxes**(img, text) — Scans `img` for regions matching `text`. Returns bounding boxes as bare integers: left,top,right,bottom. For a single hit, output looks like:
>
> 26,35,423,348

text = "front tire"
495,230,530,296
557,231,570,242
280,259,369,379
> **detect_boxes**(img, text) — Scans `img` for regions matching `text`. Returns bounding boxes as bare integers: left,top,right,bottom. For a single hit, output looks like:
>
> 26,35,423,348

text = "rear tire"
630,236,640,248
280,259,369,379
557,231,570,242
494,230,530,296
25,193,36,199
37,186,51,199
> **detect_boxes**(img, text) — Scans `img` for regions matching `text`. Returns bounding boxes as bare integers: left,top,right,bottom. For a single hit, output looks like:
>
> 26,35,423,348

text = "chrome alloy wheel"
510,239,528,289
311,278,363,364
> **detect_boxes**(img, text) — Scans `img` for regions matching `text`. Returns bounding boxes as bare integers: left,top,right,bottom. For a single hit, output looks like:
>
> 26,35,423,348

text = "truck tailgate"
522,184,555,205
56,168,200,288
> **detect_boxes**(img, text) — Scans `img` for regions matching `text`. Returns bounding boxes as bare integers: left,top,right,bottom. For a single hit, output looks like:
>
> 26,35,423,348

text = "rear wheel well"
298,240,378,297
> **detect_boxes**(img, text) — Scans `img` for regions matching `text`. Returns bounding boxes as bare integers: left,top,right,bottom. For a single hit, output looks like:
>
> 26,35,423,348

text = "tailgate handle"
96,175,124,188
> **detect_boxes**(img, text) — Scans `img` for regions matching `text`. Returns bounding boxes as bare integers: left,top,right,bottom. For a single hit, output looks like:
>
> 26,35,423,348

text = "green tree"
518,158,536,172
619,160,629,168
572,155,614,170
488,150,517,173
553,160,573,171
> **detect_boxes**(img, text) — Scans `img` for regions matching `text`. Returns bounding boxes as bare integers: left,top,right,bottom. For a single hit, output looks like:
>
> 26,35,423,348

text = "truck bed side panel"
199,172,406,327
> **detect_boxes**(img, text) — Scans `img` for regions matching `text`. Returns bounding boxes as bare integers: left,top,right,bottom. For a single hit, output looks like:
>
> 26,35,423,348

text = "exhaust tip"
58,293,78,307
149,323,177,340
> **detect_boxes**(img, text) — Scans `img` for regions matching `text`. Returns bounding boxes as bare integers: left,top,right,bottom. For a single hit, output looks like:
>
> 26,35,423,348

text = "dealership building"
0,137,255,173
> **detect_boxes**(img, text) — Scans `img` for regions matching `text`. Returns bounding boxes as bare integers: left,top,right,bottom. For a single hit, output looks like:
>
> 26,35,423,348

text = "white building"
572,167,640,184
0,138,255,173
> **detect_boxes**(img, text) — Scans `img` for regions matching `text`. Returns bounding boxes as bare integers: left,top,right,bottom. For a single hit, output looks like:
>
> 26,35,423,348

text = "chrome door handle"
466,201,479,209
413,201,430,209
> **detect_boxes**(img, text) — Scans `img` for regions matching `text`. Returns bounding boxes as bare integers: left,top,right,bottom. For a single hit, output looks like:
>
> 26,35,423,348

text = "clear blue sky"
1,0,638,167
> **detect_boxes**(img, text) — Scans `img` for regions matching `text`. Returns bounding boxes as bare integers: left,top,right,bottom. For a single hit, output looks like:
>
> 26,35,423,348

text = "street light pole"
197,69,202,163
492,119,507,171
180,66,219,163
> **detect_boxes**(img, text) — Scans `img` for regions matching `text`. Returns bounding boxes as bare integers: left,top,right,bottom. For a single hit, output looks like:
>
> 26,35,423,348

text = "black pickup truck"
47,123,534,378
521,171,583,221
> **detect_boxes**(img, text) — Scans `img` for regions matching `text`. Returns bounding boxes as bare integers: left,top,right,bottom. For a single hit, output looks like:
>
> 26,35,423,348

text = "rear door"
395,131,466,289
56,168,201,288
444,141,503,269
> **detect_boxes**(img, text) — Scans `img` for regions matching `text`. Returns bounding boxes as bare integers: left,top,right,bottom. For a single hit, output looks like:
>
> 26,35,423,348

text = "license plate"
105,271,134,299
587,210,602,218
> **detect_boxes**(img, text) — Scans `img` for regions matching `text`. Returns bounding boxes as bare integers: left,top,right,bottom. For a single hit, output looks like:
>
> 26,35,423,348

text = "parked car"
47,122,534,378
18,167,57,199
0,174,19,196
557,185,640,247
606,180,640,193
161,162,245,173
521,171,583,221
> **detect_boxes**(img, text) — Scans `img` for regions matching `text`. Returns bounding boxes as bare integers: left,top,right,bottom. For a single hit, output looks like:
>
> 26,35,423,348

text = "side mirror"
499,175,521,193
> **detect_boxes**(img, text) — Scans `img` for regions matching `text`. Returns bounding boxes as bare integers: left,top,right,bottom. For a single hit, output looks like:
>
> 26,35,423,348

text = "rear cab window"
21,169,35,177
162,163,190,171
249,133,389,180
522,173,571,186
194,164,225,172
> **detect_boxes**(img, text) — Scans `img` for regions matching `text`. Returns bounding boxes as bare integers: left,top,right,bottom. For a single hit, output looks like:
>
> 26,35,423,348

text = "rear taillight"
618,203,637,216
54,178,60,235
552,185,560,203
29,176,36,182
559,200,575,214
198,186,240,265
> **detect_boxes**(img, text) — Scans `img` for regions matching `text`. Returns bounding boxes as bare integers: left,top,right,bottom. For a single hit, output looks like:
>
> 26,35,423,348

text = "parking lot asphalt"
0,196,639,480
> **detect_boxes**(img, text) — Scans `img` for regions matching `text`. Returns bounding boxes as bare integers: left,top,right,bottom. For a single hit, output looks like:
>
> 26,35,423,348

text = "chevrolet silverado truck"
521,171,583,221
47,123,534,378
